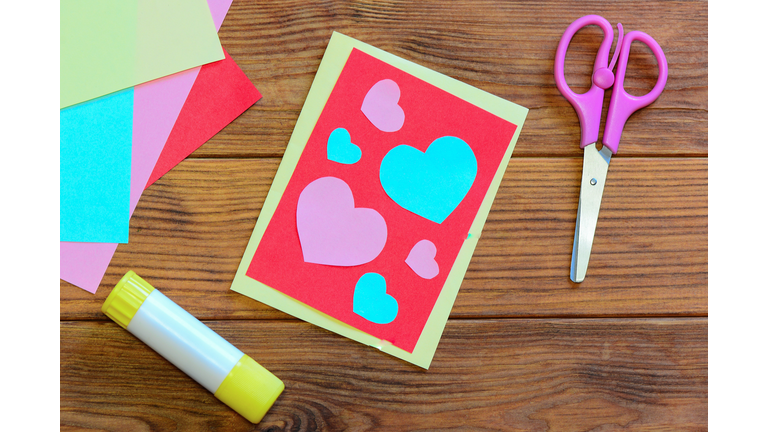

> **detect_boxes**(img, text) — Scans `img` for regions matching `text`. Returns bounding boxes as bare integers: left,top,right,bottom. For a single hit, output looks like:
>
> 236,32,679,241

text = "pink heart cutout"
406,240,439,279
361,79,405,132
297,177,387,266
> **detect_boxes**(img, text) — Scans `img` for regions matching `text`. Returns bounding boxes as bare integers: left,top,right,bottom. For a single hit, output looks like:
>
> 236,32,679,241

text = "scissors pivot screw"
593,68,615,89
590,178,598,185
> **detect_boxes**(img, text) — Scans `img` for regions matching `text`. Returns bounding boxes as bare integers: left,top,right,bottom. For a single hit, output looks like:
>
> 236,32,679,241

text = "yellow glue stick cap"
214,354,285,423
101,270,155,329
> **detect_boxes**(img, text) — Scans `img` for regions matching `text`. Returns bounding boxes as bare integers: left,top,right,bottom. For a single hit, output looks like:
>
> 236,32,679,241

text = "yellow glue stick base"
214,354,285,423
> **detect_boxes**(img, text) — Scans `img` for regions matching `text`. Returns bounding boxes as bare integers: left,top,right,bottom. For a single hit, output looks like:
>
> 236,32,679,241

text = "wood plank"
61,318,707,431
192,0,707,158
60,157,706,320
59,0,708,429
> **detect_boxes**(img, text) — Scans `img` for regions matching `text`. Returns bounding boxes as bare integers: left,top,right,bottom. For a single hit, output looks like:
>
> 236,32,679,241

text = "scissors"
554,15,668,283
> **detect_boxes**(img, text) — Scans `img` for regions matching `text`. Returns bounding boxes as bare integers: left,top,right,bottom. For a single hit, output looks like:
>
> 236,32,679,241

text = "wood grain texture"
60,0,707,430
61,318,707,431
60,157,707,320
197,0,707,158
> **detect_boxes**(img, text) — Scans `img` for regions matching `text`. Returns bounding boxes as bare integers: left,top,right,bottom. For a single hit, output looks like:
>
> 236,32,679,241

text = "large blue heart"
379,136,477,223
353,273,398,324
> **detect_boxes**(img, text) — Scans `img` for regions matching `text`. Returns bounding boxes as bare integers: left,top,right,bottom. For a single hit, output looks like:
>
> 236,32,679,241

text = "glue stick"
101,271,284,423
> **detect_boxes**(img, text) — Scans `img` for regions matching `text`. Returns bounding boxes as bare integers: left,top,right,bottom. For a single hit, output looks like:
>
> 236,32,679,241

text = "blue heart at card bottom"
380,136,477,224
353,273,398,324
327,127,361,164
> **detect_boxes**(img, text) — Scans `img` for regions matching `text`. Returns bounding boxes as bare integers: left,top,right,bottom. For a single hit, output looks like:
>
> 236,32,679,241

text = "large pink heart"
361,79,405,132
297,176,387,266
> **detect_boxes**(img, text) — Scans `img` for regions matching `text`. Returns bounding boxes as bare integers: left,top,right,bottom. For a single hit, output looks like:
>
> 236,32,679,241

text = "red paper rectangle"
246,49,517,352
146,48,261,188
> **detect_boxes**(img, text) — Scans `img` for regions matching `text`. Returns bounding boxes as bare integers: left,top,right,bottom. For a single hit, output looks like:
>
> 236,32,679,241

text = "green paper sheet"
230,32,528,369
61,0,223,109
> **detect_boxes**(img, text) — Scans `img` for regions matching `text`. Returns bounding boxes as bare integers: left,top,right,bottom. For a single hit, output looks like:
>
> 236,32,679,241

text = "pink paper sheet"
60,0,234,293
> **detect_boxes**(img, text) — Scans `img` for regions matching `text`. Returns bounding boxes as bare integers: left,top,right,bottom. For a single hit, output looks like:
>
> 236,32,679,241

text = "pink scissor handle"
554,15,616,148
602,30,668,153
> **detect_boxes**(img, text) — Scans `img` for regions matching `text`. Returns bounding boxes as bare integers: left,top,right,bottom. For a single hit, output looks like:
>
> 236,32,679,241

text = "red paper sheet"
146,48,261,187
246,49,518,352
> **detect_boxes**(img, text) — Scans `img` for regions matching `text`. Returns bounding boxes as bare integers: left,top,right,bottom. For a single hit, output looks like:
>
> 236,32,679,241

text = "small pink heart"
405,240,439,279
297,177,387,266
361,79,405,132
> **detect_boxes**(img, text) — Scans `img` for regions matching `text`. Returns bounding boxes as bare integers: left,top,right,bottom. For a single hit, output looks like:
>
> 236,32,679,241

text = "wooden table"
60,1,707,430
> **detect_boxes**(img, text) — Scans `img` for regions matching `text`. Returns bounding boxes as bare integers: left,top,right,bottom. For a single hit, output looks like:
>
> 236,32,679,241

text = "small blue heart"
353,273,398,324
380,136,477,223
327,127,361,164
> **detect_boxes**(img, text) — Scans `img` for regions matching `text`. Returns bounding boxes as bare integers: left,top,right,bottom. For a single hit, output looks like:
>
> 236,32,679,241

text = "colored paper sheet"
59,72,197,292
145,48,262,187
61,0,223,108
60,89,134,243
60,0,234,294
207,0,234,31
130,0,232,204
60,242,120,294
130,69,201,211
230,32,528,369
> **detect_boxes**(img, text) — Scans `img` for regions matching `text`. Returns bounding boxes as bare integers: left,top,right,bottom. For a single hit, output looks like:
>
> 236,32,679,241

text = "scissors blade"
570,143,612,283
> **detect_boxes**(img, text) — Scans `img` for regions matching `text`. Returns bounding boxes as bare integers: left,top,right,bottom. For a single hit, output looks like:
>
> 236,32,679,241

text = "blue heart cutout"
380,136,477,223
353,273,398,324
327,127,361,164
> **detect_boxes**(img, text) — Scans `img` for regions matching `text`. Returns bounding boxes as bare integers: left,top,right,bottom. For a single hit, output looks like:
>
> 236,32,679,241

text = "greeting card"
230,32,527,368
